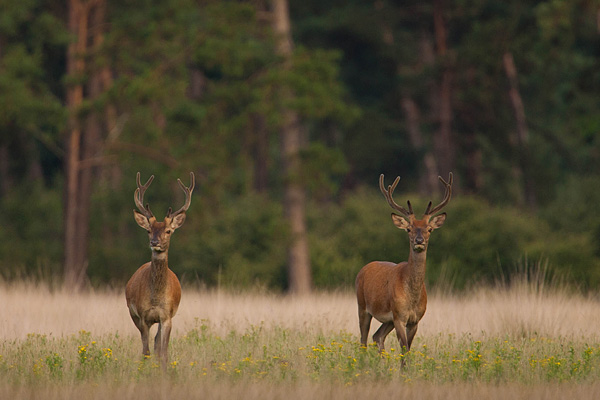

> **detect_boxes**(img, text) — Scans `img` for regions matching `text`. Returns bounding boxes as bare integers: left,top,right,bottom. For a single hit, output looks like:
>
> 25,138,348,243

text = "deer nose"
415,236,424,245
150,239,160,247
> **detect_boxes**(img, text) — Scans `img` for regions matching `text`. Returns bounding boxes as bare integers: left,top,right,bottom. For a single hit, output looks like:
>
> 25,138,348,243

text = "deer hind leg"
406,323,419,351
358,308,373,347
373,321,395,352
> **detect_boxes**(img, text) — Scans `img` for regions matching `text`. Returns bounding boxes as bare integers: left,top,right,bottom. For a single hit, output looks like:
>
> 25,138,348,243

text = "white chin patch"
413,245,425,252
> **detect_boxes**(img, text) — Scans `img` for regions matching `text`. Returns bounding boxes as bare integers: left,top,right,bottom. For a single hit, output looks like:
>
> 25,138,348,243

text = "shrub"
177,192,288,289
0,182,63,280
309,190,600,291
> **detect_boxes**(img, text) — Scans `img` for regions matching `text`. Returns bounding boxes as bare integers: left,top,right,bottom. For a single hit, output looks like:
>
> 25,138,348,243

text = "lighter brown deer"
355,172,452,362
125,172,194,369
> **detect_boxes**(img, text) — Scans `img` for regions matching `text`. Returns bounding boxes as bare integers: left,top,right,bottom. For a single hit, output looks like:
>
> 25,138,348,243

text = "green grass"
3,321,600,388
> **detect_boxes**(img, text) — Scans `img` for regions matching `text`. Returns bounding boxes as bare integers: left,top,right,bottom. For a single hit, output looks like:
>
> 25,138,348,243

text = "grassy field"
1,279,600,399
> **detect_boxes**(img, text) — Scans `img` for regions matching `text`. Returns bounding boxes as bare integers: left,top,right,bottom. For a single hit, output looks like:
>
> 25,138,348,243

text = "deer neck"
150,250,169,301
405,249,427,296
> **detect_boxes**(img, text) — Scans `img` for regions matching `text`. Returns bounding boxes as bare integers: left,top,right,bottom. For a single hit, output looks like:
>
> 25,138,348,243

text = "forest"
1,0,600,292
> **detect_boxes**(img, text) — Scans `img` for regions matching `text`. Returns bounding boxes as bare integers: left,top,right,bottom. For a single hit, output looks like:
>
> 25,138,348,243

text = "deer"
125,171,194,369
355,172,452,363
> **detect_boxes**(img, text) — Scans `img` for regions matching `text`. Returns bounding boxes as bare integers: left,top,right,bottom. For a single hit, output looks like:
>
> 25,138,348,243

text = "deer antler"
134,172,155,219
424,172,453,216
379,174,413,217
167,172,195,218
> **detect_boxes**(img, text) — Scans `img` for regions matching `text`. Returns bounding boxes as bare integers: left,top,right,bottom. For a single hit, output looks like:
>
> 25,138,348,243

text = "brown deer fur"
356,173,452,361
125,172,194,369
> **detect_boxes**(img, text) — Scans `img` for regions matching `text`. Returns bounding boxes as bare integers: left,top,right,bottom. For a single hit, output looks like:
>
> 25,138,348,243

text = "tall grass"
2,276,597,340
1,277,600,399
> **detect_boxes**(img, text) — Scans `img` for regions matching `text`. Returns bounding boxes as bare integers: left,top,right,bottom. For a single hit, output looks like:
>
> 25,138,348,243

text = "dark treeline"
1,0,600,291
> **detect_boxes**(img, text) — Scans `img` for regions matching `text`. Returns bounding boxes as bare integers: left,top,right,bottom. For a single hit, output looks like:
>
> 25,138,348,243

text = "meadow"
1,278,600,399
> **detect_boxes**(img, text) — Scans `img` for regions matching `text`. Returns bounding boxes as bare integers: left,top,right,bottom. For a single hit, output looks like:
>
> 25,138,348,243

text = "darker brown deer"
126,172,194,369
355,173,452,362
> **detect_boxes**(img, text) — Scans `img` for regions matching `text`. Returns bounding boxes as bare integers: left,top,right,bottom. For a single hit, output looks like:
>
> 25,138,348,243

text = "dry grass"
3,381,600,400
2,280,600,399
2,281,598,341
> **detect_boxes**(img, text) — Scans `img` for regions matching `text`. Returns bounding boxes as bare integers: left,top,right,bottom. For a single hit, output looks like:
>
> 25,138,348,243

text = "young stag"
126,172,194,369
355,173,452,360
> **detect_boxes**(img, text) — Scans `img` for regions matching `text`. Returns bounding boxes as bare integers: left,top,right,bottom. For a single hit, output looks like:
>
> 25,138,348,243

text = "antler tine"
406,200,414,215
379,174,412,217
134,172,155,219
425,172,453,216
169,172,195,217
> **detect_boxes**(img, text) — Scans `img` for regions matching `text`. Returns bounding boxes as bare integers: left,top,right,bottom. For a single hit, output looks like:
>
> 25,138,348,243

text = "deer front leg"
138,320,151,357
393,315,410,367
154,323,162,358
158,318,173,369
358,308,373,347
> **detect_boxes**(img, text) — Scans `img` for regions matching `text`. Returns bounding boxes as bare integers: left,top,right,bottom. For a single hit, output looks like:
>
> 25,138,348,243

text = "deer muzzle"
413,234,425,252
150,238,164,252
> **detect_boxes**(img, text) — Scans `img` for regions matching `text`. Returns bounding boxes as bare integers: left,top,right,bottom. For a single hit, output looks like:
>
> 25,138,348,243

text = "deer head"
379,173,452,253
133,172,195,254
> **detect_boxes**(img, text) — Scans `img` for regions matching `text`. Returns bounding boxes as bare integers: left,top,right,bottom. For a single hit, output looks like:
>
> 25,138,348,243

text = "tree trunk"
271,0,311,294
64,0,107,289
503,52,536,209
64,0,86,289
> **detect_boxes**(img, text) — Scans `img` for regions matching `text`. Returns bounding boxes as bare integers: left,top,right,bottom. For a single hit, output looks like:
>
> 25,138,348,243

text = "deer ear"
133,210,151,231
429,213,447,230
170,213,186,230
391,213,411,231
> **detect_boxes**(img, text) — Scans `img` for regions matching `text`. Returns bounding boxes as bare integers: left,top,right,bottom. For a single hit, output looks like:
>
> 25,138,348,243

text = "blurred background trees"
1,0,599,292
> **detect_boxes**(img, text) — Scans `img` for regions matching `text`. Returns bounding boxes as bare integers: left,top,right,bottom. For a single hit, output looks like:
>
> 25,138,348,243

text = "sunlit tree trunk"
271,0,311,294
64,0,106,289
64,0,86,288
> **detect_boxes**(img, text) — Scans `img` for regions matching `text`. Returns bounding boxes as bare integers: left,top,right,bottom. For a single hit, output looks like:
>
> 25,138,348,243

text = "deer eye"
165,229,172,234
406,228,411,233
428,228,433,233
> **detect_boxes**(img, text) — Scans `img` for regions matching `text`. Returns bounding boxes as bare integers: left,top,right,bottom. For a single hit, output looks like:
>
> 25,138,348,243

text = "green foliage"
432,197,600,289
0,182,63,280
308,188,402,288
193,2,274,79
175,193,289,289
85,173,287,289
0,0,65,143
300,142,349,200
53,177,600,292
308,190,600,290
2,0,600,293
541,175,600,234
